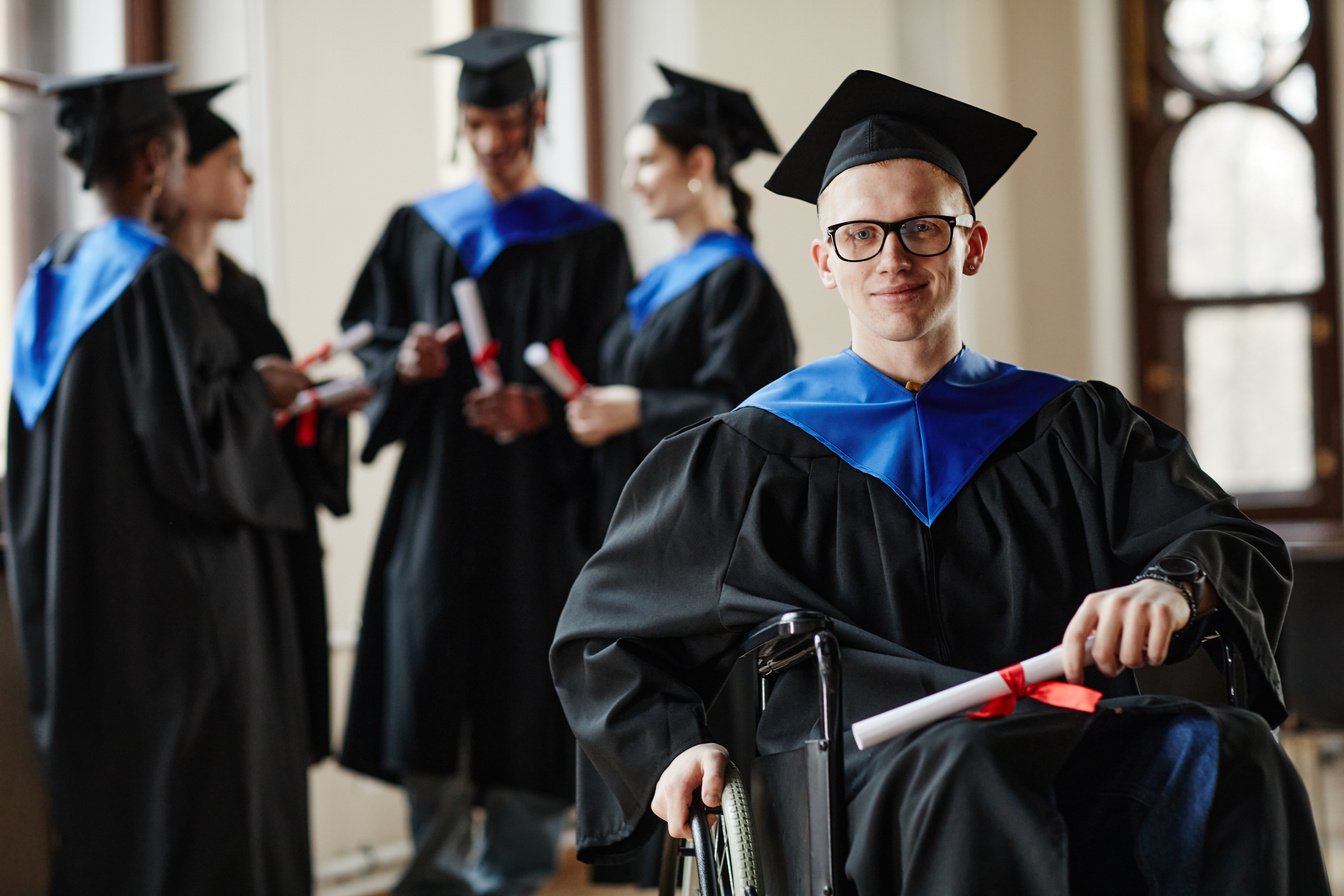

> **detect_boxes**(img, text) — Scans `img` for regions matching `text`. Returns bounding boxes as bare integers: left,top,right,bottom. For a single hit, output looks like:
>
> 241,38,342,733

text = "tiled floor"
321,730,1344,896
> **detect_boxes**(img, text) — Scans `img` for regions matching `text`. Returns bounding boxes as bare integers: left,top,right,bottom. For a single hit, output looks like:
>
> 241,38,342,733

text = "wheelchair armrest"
741,610,833,677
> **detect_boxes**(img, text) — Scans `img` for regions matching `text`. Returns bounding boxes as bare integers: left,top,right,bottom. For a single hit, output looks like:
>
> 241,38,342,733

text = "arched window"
1125,0,1342,519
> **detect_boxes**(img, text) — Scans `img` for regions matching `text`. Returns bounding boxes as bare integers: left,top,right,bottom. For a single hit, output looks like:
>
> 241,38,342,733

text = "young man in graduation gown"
7,65,314,894
170,80,358,763
338,27,632,895
551,70,1330,894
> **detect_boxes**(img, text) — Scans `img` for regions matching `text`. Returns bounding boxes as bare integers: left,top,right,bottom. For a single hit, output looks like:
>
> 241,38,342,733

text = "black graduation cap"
765,70,1036,210
426,27,556,109
173,79,240,165
640,63,778,171
39,61,177,188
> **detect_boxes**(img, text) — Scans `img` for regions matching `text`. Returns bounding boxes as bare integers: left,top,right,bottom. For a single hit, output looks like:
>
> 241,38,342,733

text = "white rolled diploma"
450,278,502,391
295,321,375,370
851,637,1095,750
524,342,584,400
274,376,369,427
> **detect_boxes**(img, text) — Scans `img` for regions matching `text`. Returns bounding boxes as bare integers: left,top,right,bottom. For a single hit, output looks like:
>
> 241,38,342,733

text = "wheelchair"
658,610,1249,896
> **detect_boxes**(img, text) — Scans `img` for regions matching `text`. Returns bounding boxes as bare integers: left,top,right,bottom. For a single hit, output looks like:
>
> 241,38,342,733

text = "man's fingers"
699,759,725,809
436,321,463,345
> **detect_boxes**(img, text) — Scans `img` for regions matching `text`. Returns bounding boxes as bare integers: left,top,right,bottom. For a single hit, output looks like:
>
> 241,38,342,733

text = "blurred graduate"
337,27,633,895
7,64,313,893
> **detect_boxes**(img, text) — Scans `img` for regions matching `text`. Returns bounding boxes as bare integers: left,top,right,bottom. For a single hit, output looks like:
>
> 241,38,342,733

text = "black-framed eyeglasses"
825,214,975,262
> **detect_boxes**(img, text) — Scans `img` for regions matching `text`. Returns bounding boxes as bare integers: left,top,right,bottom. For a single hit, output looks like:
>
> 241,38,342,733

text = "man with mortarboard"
7,64,314,893
551,71,1330,894
338,26,632,895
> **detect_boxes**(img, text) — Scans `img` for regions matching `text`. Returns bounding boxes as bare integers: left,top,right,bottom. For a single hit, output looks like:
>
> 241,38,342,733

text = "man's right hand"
652,743,729,840
396,321,463,384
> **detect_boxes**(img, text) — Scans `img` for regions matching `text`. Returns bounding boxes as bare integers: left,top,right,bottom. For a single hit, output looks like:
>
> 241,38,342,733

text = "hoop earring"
688,178,702,194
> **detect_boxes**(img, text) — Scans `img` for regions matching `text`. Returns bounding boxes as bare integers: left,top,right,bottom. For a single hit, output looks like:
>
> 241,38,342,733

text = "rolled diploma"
851,637,1095,750
451,278,502,391
524,343,583,400
274,376,368,427
295,321,375,370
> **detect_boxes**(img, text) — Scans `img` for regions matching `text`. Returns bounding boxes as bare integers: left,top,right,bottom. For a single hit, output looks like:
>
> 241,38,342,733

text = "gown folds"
340,182,632,799
552,347,1328,894
6,217,312,895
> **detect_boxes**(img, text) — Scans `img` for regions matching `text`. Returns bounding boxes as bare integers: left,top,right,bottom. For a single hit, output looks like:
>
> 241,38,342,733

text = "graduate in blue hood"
552,71,1328,894
565,62,796,536
337,26,632,896
6,64,313,894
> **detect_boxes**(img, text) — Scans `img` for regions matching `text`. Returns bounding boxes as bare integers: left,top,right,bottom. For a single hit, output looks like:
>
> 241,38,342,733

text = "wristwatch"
1133,556,1205,630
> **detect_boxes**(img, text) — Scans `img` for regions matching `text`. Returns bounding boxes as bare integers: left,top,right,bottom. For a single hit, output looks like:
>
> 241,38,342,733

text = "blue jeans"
393,775,569,896
1053,711,1219,896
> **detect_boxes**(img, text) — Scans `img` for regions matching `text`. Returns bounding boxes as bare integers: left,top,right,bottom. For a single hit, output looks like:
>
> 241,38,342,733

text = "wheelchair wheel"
657,761,760,896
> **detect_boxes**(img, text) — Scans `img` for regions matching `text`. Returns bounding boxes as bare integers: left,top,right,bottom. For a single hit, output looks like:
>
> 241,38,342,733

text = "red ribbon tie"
473,339,501,369
967,663,1102,720
548,339,588,399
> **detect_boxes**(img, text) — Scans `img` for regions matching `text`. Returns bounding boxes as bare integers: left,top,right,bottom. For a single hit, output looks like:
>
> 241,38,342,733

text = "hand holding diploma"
565,385,641,447
396,322,463,385
273,376,374,428
852,638,1101,750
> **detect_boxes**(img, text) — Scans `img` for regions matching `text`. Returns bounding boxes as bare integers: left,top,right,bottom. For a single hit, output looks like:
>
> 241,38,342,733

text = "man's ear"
811,237,838,290
532,93,549,130
963,221,989,275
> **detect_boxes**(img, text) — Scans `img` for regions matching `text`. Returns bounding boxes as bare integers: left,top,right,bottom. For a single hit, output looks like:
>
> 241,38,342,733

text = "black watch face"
1156,556,1201,579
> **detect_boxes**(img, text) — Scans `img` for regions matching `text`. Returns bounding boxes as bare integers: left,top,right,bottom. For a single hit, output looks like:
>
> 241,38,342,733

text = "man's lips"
871,282,925,301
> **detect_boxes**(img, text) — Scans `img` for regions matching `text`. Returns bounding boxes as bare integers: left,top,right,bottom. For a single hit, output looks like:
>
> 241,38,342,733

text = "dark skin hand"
463,384,550,439
254,355,313,409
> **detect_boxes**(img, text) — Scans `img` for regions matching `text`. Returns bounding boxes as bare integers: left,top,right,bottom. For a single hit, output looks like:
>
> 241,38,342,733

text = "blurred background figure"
337,27,632,896
168,79,366,766
567,63,795,533
6,63,313,894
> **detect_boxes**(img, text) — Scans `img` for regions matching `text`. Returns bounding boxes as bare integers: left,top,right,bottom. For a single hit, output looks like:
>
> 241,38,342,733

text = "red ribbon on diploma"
966,663,1102,719
473,339,501,369
547,339,587,397
294,340,332,370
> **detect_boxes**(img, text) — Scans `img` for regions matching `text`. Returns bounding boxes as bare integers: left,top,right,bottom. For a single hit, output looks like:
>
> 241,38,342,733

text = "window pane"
1184,303,1314,493
1165,0,1310,93
1168,102,1322,297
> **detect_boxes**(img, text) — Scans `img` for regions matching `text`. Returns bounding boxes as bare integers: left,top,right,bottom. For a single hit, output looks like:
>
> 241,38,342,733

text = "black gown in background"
552,377,1328,894
6,239,313,894
210,252,351,760
592,255,795,530
339,200,632,799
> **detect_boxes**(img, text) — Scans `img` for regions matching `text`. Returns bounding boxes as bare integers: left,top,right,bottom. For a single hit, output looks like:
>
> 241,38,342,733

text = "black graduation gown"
5,242,313,895
339,201,631,798
210,252,350,760
551,383,1328,894
592,256,795,530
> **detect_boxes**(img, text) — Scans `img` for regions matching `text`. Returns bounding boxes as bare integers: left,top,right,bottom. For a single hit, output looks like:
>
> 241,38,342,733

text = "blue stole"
740,347,1074,525
625,231,762,332
413,180,612,278
12,217,166,429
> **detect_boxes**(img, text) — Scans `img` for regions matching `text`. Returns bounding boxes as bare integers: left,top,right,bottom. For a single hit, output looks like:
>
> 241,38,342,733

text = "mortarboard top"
40,62,178,188
173,79,241,164
426,27,557,109
641,63,778,171
765,70,1035,211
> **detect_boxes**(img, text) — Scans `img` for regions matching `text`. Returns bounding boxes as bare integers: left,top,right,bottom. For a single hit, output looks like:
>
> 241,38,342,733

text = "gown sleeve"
551,416,765,861
340,207,454,462
1078,382,1292,724
114,249,304,530
638,260,795,445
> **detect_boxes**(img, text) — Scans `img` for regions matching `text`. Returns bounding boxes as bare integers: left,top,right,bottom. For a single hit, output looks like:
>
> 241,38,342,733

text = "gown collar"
740,346,1074,525
625,231,761,332
12,216,165,429
413,179,612,278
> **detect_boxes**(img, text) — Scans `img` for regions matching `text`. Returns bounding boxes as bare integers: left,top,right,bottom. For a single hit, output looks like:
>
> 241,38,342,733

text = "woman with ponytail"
567,64,796,529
